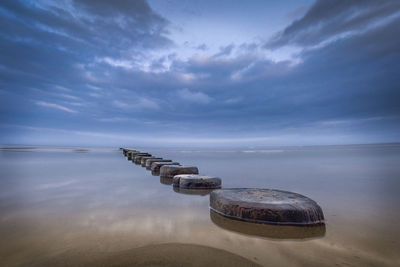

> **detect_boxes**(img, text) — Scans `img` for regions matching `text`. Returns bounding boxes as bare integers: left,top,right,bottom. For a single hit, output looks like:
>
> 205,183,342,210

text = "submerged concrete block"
210,188,324,226
127,150,140,160
124,149,137,155
160,165,199,178
145,159,171,169
140,156,157,166
173,174,221,189
150,161,180,172
133,153,152,164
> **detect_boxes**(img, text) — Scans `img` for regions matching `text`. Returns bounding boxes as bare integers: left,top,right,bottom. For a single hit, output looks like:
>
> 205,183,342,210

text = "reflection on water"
72,149,89,153
173,186,215,196
210,210,325,240
1,145,400,266
160,176,173,185
151,170,160,176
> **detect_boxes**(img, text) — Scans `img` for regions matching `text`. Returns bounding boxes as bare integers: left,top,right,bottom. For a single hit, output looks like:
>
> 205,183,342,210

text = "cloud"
112,100,130,109
113,97,159,110
196,44,208,51
2,123,397,147
177,88,213,104
96,57,134,69
314,116,392,127
0,0,173,86
97,117,138,122
1,1,400,146
59,94,80,100
54,85,72,92
265,0,400,49
86,85,102,91
213,44,235,58
35,101,77,113
223,97,242,104
136,97,160,110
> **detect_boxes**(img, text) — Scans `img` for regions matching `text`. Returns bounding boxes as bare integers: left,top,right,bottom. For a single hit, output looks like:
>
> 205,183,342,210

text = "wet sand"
0,145,399,266
29,243,260,267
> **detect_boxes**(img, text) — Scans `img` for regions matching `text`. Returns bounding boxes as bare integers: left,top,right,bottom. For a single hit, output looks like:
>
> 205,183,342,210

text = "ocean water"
0,144,399,266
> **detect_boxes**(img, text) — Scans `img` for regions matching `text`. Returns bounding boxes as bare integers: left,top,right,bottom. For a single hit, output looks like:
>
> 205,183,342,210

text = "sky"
0,0,399,147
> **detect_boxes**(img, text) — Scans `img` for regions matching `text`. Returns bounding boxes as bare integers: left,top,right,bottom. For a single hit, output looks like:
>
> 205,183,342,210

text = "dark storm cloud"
152,14,400,135
0,0,171,52
0,0,172,122
0,0,172,102
265,0,400,48
0,0,399,145
74,0,154,16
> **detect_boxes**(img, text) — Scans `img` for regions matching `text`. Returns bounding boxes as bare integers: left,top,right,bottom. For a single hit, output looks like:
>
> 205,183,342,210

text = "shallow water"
0,145,399,266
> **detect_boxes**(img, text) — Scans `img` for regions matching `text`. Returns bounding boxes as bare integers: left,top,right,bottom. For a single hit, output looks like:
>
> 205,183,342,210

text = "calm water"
0,145,399,266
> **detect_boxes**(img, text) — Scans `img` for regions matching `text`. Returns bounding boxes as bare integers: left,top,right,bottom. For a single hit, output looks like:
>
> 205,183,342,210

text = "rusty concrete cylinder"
134,155,151,164
151,170,160,176
173,174,221,189
151,162,180,172
133,153,152,163
160,165,199,178
210,188,325,226
127,153,138,160
142,157,163,167
126,149,138,155
145,158,170,169
140,156,157,166
127,151,140,160
132,152,148,158
124,149,137,155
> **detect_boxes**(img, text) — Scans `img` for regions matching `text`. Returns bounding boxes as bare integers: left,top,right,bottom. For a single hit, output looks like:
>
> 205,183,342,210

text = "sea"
0,144,399,266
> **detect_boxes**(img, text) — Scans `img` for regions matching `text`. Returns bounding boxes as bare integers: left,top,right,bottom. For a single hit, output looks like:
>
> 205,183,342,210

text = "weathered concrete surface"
122,148,132,155
150,162,180,172
127,151,134,160
140,156,157,167
210,210,325,240
123,149,137,156
133,153,152,164
173,174,221,189
210,188,324,225
160,165,199,178
127,151,140,160
151,170,160,176
145,159,171,169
